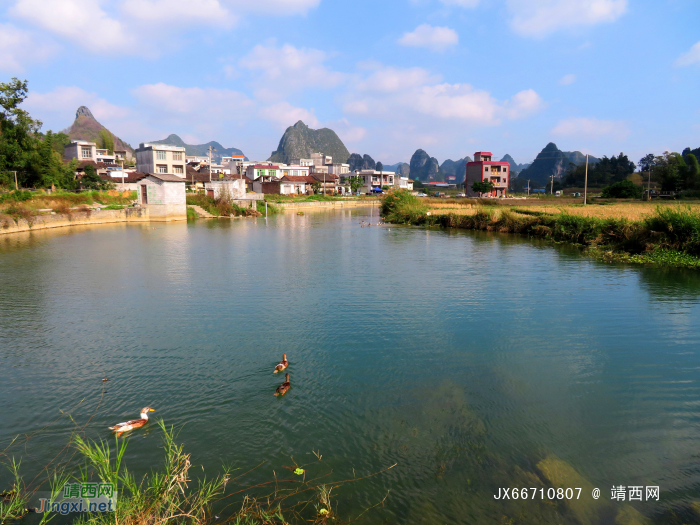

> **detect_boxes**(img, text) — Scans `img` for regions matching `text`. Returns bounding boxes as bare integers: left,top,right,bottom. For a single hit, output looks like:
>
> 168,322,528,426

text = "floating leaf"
294,468,304,475
319,508,328,515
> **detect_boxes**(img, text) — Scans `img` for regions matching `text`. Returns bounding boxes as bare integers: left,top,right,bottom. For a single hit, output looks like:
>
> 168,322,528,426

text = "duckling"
108,407,155,435
274,353,289,373
275,374,291,396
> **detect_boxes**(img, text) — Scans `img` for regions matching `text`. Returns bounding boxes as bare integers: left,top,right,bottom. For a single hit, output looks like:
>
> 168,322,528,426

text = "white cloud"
131,83,254,117
325,118,366,143
675,41,700,67
0,23,56,72
552,117,630,140
258,102,319,129
8,0,318,56
406,83,499,123
559,73,576,85
398,24,459,52
24,86,130,124
356,67,439,93
343,100,370,115
10,0,132,53
507,0,627,38
439,0,480,6
503,89,545,119
240,43,344,99
121,0,236,26
226,0,320,15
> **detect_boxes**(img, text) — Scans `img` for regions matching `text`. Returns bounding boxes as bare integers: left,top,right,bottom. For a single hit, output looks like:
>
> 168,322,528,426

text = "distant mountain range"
500,154,529,175
440,157,472,182
62,106,134,156
410,149,441,182
148,134,245,161
519,143,599,185
269,121,350,165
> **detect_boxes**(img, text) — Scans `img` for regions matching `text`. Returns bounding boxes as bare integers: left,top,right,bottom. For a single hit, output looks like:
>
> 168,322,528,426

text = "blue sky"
2,0,699,166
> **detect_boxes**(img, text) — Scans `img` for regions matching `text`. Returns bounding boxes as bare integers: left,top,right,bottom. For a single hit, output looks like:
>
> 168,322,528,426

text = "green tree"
601,180,643,199
472,180,495,194
639,153,655,173
81,164,112,190
0,78,42,187
346,175,364,194
685,154,700,190
311,181,321,194
98,129,115,154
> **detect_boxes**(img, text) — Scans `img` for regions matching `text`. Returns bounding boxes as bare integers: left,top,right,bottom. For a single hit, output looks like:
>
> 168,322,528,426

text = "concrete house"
204,179,246,200
137,173,187,220
465,151,509,197
136,143,187,178
356,170,395,193
65,140,97,162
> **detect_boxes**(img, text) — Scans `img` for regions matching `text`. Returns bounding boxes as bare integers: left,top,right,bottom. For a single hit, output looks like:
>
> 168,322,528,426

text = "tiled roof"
100,172,148,183
280,175,316,183
147,173,187,182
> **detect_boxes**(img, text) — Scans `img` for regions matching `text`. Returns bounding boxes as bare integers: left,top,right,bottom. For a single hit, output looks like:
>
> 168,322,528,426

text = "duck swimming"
274,353,289,373
275,374,291,396
108,407,155,435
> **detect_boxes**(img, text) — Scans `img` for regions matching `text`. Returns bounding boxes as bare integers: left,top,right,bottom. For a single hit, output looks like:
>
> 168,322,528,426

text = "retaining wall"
0,206,184,236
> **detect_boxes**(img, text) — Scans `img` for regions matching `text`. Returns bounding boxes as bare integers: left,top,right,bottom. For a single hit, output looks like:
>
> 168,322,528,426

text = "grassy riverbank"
0,190,136,224
381,190,700,268
185,194,280,218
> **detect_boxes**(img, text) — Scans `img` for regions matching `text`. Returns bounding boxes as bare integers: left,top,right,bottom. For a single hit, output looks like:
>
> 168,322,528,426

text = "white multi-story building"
328,163,350,176
355,169,395,193
136,143,187,177
394,176,414,191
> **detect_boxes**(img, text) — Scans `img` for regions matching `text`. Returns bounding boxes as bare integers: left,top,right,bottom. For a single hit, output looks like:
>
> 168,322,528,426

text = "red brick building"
465,152,510,197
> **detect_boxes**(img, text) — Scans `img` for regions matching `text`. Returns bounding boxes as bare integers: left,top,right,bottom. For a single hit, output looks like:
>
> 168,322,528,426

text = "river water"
1,208,699,524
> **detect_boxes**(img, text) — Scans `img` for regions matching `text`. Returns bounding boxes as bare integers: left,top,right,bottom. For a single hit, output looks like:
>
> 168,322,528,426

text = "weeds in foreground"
0,459,28,524
1,421,393,525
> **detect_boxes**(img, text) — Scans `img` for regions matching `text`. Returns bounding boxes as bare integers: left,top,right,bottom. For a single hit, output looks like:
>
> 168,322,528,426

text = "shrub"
601,180,643,199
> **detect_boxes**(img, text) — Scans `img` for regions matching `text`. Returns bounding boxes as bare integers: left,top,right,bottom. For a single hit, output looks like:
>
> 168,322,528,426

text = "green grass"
187,207,198,220
382,192,700,268
1,422,393,525
186,194,260,217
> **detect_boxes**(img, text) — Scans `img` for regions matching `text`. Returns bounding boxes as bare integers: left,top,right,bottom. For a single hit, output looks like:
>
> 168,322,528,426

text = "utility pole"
550,174,554,195
208,145,216,183
527,179,530,197
647,168,652,201
13,171,18,190
583,154,589,205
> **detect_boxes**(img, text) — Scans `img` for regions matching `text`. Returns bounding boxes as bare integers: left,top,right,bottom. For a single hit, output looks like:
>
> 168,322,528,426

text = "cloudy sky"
2,0,698,165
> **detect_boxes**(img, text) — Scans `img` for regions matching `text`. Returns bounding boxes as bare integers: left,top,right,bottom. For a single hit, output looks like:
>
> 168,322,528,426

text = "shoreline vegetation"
0,421,394,525
381,190,700,268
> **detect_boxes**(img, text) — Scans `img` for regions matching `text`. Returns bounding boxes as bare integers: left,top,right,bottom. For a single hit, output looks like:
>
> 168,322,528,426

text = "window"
173,166,183,174
157,165,167,173
485,167,489,172
269,170,276,177
81,147,91,159
156,150,167,161
173,152,183,161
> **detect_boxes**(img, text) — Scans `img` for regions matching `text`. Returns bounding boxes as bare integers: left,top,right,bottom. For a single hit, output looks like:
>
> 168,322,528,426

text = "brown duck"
275,374,291,396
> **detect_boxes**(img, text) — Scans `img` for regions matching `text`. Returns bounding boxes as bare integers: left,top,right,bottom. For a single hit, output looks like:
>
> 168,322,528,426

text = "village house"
64,140,116,164
465,151,509,197
136,173,187,220
311,173,340,194
136,143,187,177
279,175,316,195
204,179,246,200
355,169,395,193
394,176,414,191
